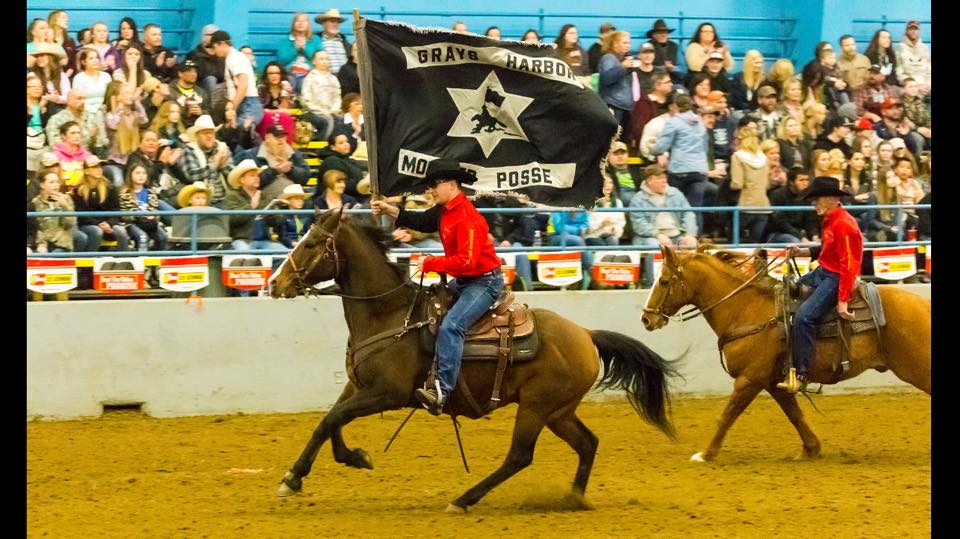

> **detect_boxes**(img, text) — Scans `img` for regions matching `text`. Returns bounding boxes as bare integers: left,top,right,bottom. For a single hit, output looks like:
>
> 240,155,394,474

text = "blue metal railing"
27,204,930,258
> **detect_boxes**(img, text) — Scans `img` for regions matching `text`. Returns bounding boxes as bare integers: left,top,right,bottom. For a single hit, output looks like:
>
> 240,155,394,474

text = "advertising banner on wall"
222,256,274,290
872,247,917,281
158,256,209,292
26,258,77,294
591,251,640,285
536,251,582,287
92,258,145,293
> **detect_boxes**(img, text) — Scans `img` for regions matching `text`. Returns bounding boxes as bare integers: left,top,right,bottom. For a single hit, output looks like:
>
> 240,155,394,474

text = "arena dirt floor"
28,391,930,538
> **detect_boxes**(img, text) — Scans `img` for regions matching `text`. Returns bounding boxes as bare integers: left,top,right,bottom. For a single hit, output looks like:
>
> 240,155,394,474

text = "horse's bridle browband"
643,251,784,323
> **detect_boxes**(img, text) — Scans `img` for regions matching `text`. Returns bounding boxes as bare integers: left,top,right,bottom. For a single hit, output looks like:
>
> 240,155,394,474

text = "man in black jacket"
767,167,820,242
474,195,537,290
187,24,226,100
587,23,616,74
646,19,680,83
142,24,178,83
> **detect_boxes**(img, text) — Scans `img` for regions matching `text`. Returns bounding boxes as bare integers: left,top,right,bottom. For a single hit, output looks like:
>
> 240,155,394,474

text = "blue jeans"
436,270,505,397
128,223,168,251
301,112,334,140
791,266,840,375
73,224,130,252
237,96,264,126
668,172,708,232
511,241,533,291
743,214,769,244
202,76,218,98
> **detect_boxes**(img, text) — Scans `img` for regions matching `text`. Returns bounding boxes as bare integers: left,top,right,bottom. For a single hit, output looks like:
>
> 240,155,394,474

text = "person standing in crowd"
865,29,899,86
761,138,787,189
896,21,930,95
587,23,616,74
47,10,76,77
645,19,680,81
728,50,765,112
300,50,341,141
778,176,863,394
174,114,234,207
170,60,211,128
586,175,626,247
814,114,853,158
371,159,504,415
334,92,365,150
337,43,360,96
118,161,166,251
71,48,112,113
630,71,673,155
837,34,871,91
112,17,140,53
28,171,76,254
629,164,698,286
234,124,312,202
598,30,637,143
187,24,226,100
728,124,771,243
72,154,130,252
315,9,352,75
685,22,734,73
555,24,588,77
278,13,322,94
141,24,177,83
211,31,264,127
753,85,781,141
104,82,148,181
651,94,710,229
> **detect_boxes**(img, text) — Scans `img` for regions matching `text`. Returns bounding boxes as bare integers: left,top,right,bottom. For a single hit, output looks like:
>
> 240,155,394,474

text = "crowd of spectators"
26,10,931,288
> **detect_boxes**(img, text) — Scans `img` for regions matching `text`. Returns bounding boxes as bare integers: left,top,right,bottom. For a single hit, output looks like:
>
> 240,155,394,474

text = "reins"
675,252,784,322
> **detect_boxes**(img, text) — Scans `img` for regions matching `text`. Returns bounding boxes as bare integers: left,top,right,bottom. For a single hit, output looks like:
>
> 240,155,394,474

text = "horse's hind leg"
278,383,394,496
692,376,763,462
767,386,821,459
448,405,546,512
547,412,599,501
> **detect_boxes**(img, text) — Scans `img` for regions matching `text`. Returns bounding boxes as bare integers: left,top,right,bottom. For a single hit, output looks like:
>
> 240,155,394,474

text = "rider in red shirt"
778,176,863,393
372,159,504,414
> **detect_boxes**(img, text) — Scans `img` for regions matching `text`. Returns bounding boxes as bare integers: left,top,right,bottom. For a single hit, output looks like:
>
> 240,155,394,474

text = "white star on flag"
446,71,534,158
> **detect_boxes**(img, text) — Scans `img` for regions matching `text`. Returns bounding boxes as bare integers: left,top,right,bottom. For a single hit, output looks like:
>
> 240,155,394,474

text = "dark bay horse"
641,244,930,463
267,207,680,512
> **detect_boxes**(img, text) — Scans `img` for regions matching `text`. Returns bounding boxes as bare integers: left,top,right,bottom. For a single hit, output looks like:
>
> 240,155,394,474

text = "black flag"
363,19,619,208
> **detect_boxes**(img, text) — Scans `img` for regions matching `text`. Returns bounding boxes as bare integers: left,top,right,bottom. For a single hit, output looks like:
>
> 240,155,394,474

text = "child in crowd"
119,161,167,251
28,171,76,253
274,184,312,248
177,181,214,208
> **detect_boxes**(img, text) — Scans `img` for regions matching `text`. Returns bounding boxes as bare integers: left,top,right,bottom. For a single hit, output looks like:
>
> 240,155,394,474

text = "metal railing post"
538,8,544,37
732,208,740,246
379,6,386,21
896,207,903,242
190,212,198,255
677,11,685,52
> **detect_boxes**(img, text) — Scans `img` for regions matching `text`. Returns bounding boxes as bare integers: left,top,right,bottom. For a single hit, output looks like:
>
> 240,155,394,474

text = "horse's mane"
347,220,414,282
687,244,779,293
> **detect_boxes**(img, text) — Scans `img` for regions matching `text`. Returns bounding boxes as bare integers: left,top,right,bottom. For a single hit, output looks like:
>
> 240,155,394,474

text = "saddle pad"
419,311,541,363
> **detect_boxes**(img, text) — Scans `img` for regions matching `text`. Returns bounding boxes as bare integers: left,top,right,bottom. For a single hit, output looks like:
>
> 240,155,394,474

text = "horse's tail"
590,330,680,440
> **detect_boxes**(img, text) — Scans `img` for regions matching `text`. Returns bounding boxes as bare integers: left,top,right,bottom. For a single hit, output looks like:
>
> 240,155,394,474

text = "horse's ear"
661,242,678,268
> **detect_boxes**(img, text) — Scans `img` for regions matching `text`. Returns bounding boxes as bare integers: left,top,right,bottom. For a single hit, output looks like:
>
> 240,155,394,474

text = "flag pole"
353,9,382,225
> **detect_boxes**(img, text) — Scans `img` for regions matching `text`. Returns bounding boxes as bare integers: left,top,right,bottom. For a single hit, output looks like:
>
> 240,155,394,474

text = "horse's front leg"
691,376,763,462
278,383,400,496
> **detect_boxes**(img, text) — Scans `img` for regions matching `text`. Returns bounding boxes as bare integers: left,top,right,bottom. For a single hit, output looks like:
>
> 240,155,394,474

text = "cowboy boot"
777,367,800,394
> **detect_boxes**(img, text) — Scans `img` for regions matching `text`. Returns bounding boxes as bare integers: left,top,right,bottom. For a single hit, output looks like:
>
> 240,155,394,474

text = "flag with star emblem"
361,19,619,208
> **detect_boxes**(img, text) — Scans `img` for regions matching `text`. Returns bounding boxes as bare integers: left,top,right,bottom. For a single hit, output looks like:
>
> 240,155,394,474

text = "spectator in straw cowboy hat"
174,114,234,206
645,19,680,80
177,180,214,208
274,184,314,248
222,158,287,252
315,9,352,75
778,176,862,394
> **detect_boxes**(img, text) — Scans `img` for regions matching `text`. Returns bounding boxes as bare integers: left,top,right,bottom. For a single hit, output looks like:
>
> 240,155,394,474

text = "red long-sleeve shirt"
813,205,863,302
396,192,501,278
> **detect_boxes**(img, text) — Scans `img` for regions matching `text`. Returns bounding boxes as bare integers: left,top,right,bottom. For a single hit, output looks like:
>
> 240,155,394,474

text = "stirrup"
776,368,800,394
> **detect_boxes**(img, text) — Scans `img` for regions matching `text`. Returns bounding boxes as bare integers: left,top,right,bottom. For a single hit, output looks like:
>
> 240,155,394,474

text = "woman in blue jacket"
598,30,638,142
276,13,323,94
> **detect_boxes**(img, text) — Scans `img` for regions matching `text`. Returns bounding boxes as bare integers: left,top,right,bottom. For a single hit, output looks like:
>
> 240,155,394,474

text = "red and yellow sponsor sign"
536,251,582,287
26,258,77,293
871,247,917,281
158,256,209,292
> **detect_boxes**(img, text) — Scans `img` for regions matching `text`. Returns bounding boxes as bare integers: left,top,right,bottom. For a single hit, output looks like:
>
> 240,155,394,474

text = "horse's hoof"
794,449,822,461
347,448,374,470
277,471,301,497
562,492,595,511
690,452,709,463
445,503,467,514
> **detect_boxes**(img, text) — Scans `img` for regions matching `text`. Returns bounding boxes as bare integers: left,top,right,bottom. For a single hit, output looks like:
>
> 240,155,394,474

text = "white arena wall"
26,285,930,420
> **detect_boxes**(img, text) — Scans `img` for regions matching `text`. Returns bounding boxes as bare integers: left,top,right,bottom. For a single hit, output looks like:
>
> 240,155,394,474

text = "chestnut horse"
267,207,680,512
641,244,930,462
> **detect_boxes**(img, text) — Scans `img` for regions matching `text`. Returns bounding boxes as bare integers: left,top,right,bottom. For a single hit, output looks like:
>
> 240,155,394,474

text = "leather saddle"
782,277,886,338
419,286,540,362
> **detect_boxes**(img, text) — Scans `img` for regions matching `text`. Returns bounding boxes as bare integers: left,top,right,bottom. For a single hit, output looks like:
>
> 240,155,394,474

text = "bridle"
282,218,417,301
643,250,784,323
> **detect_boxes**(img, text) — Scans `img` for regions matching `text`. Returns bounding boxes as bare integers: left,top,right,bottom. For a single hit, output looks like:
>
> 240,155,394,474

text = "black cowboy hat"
803,176,850,200
646,19,675,39
413,158,478,188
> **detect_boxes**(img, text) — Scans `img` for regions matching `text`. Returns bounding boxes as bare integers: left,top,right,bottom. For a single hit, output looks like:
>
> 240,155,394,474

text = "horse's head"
641,244,695,331
269,205,345,299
